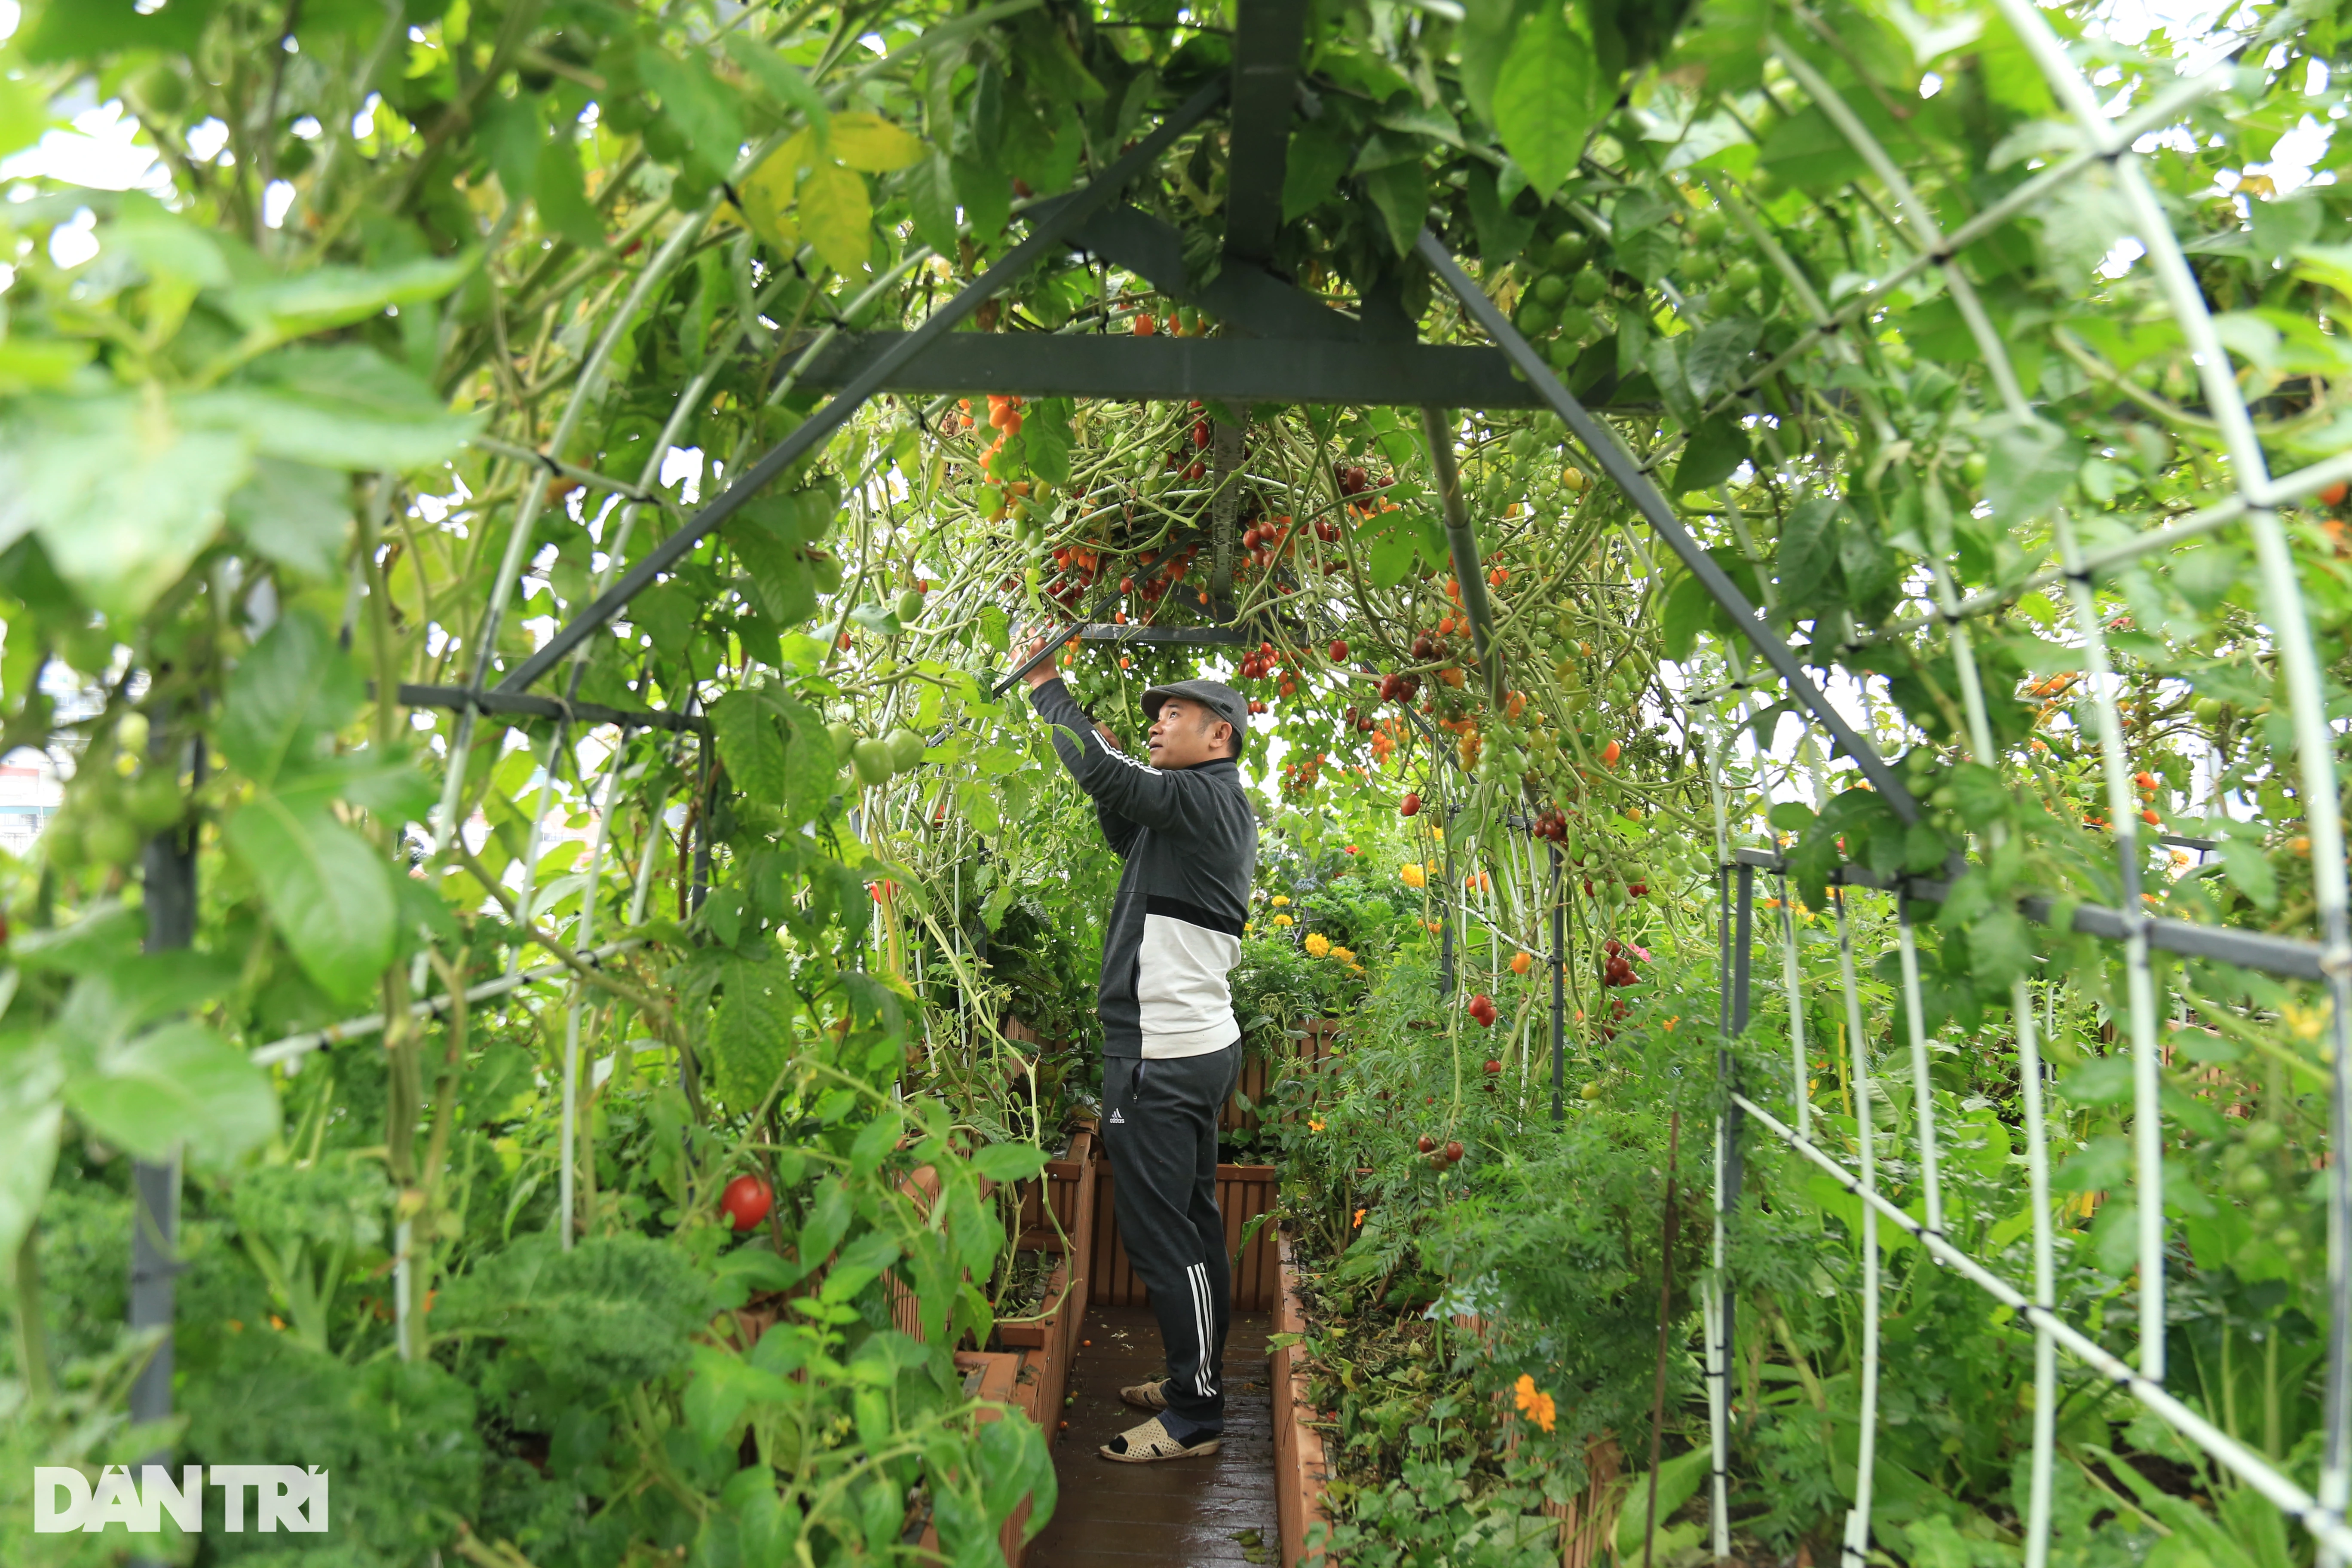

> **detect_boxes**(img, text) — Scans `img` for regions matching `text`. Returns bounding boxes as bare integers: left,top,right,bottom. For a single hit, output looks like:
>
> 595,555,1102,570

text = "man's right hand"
1020,631,1063,690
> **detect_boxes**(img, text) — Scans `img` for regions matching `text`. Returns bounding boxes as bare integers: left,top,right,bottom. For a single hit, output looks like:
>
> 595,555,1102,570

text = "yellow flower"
1351,1207,1366,1227
1304,933,1332,958
1400,864,1427,888
1273,913,1294,927
1309,1118,1326,1132
1332,945,1356,964
1513,1374,1557,1433
1243,923,1255,935
1271,894,1291,906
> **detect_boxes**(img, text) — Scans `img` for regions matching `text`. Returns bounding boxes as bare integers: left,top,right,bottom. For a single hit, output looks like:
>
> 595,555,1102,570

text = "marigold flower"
1352,1207,1366,1227
1400,864,1427,888
1332,945,1356,964
1309,1118,1326,1132
1273,913,1294,927
1304,933,1332,958
1271,894,1291,906
1513,1374,1557,1433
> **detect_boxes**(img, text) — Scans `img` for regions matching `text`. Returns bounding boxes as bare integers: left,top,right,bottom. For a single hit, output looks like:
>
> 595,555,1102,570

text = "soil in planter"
998,1246,1058,1317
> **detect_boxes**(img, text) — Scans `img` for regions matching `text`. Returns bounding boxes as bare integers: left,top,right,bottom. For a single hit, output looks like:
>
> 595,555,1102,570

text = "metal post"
130,731,198,1568
1208,420,1243,621
1552,842,1566,1125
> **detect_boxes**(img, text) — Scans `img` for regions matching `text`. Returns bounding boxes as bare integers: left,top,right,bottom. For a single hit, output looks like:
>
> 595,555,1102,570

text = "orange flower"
1513,1374,1557,1433
1352,1207,1367,1228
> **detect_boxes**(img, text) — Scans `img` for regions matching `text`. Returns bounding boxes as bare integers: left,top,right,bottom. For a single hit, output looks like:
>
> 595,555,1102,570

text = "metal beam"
778,329,1550,406
395,684,707,734
497,78,1231,697
1728,846,2328,980
1421,406,1504,701
1066,203,1362,341
1223,0,1308,264
1414,228,1922,821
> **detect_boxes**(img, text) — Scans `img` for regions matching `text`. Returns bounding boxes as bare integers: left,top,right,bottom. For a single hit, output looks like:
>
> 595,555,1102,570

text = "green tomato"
2242,1119,2286,1154
2229,1163,2273,1197
134,62,188,116
851,738,895,786
1691,209,1730,245
86,816,142,869
1533,273,1571,307
886,727,926,774
896,589,925,624
828,721,856,762
1555,305,1595,343
1514,297,1556,337
1549,232,1589,270
127,774,181,833
1570,270,1608,306
1721,257,1764,294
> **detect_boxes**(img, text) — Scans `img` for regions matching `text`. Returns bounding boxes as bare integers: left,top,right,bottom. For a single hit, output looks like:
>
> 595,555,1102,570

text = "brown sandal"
1119,1377,1171,1411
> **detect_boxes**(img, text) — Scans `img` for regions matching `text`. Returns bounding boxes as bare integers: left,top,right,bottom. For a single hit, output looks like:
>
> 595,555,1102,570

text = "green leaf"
227,458,349,579
1682,319,1761,402
0,74,47,161
216,611,361,785
721,34,829,136
188,344,484,472
1463,162,1535,268
713,690,791,804
952,154,1011,244
2,395,252,618
1368,529,1418,589
1948,763,2010,830
799,162,872,277
64,1020,277,1168
970,1142,1048,1184
1673,412,1751,494
222,254,476,346
1491,3,1601,200
1360,160,1431,258
2220,835,2278,911
1966,905,2031,989
1280,120,1352,222
224,796,398,1004
1661,569,1718,660
532,132,606,250
0,1093,62,1267
1457,0,1533,126
638,50,747,166
828,112,926,173
904,153,961,260
1981,418,2077,526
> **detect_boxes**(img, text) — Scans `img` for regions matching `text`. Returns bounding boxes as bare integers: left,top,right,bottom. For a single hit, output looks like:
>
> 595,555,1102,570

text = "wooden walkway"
1025,1305,1280,1568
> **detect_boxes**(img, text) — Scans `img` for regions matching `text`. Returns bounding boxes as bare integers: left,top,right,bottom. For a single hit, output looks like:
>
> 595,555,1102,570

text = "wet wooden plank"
1026,1306,1280,1568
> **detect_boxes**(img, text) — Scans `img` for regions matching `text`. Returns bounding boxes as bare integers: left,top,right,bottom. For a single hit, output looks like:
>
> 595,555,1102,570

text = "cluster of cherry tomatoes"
1601,938,1642,987
1465,991,1500,1026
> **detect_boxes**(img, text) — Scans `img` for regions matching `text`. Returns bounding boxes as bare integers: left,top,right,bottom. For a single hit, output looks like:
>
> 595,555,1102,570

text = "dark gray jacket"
1027,678,1257,1059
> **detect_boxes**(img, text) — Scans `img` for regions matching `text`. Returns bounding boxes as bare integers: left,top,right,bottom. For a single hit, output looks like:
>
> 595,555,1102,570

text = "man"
1023,648,1258,1463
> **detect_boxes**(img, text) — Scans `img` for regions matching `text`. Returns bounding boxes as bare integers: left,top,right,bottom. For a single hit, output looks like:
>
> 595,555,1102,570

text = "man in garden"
1022,645,1257,1463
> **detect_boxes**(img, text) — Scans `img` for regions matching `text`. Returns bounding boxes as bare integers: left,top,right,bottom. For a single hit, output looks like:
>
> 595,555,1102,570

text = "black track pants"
1101,1044,1243,1433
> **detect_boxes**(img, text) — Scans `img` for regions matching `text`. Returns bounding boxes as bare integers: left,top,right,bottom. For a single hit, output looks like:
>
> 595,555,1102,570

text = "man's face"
1146,697,1231,768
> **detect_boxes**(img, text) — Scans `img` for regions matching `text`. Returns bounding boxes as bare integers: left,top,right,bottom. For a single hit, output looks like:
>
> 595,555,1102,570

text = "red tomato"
1329,639,1349,662
722,1175,774,1232
1400,792,1421,817
2321,480,2348,506
1443,1141,1464,1164
1602,739,1622,767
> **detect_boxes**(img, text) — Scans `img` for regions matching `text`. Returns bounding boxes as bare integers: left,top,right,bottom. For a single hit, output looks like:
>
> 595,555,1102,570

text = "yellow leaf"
740,129,813,253
799,162,872,278
828,112,925,174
